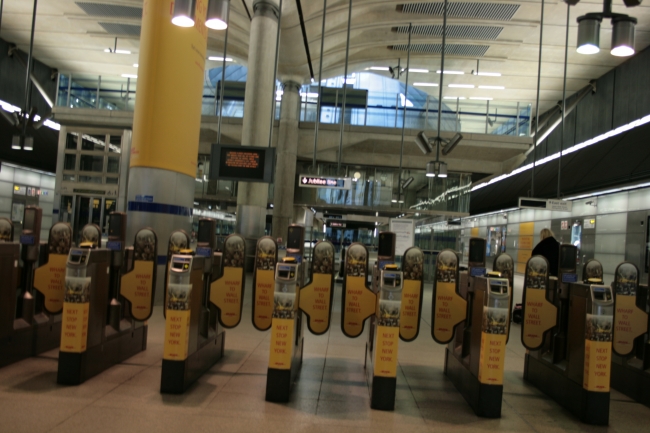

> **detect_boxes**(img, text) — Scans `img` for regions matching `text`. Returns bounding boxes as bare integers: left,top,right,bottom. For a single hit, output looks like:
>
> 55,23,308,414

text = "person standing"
532,228,560,277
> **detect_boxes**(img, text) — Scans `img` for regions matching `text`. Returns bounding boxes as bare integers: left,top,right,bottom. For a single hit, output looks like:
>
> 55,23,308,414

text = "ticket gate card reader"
266,257,305,402
524,256,614,425
58,224,157,385
1,211,71,369
366,265,403,410
611,262,650,407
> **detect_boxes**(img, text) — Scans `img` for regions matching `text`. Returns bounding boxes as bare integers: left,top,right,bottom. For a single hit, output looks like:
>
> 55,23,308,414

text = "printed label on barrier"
342,275,376,338
374,325,399,378
522,288,557,350
613,295,648,356
478,332,507,385
253,269,275,331
60,302,89,353
120,260,155,321
583,340,611,392
268,318,294,369
433,281,467,344
399,279,421,341
299,273,333,335
210,267,244,328
163,309,191,361
33,254,67,314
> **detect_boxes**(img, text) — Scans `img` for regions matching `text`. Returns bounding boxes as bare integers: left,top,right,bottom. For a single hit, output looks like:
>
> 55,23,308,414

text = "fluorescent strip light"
414,82,438,87
476,72,501,77
369,66,389,71
448,84,474,88
470,97,493,100
471,112,650,192
301,92,319,98
444,96,465,100
409,68,429,73
564,182,650,201
121,74,138,79
478,85,504,90
115,49,131,54
133,63,139,67
208,56,233,61
437,70,464,75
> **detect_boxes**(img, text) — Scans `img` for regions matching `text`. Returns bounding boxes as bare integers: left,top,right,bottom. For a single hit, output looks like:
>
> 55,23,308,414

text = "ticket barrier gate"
161,224,246,394
1,209,73,368
57,216,158,385
432,239,513,418
522,247,614,425
610,262,650,407
339,232,424,410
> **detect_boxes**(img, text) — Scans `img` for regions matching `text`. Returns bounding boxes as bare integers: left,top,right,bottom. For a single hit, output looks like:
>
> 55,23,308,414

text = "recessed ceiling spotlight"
369,66,390,71
470,97,493,100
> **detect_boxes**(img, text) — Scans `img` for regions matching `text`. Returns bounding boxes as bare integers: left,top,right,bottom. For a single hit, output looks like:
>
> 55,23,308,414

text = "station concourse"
2,0,650,432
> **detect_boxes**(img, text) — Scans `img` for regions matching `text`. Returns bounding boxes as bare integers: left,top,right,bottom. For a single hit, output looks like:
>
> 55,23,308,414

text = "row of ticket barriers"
1,207,649,425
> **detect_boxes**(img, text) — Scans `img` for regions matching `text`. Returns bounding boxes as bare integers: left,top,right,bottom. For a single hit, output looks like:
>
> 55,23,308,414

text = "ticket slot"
252,236,277,331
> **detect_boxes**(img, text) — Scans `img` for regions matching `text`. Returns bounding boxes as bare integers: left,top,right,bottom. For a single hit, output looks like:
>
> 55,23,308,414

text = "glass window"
81,134,106,151
107,156,120,174
78,175,103,184
64,154,76,171
109,135,122,153
63,174,75,182
105,177,119,184
60,195,73,223
66,133,78,150
79,155,104,172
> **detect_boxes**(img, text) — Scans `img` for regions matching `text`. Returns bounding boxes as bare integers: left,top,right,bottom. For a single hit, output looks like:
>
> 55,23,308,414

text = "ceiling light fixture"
575,0,639,58
476,72,501,76
479,85,505,90
408,68,429,73
414,82,438,87
133,63,139,67
121,74,138,79
611,15,636,56
443,96,465,100
206,0,229,30
436,70,464,75
369,66,390,71
426,161,437,177
172,0,196,27
448,84,474,88
208,56,233,61
470,97,493,100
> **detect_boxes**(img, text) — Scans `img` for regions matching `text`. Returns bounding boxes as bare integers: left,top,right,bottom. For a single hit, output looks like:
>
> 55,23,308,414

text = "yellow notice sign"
432,281,467,344
120,260,155,321
210,267,244,328
253,269,275,331
374,325,400,378
399,279,422,341
342,276,376,338
613,295,649,356
478,332,507,385
60,302,89,353
268,318,294,370
522,288,558,350
583,340,611,392
519,236,533,250
163,309,191,361
33,254,67,315
299,273,332,335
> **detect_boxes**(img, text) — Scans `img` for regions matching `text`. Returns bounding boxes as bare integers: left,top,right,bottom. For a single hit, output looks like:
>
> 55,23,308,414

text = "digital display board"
210,144,275,183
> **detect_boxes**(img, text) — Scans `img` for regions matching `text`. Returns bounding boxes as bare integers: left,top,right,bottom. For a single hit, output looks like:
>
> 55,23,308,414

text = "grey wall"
526,44,650,164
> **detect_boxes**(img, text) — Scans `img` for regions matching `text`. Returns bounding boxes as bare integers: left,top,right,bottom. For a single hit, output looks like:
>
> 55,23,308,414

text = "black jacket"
532,236,560,277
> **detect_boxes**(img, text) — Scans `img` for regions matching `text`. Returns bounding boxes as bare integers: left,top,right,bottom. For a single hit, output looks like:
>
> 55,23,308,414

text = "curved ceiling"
1,0,649,113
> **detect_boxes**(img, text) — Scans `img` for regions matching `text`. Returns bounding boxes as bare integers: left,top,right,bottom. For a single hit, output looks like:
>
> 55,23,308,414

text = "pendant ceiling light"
206,0,229,30
576,16,601,54
438,162,448,178
172,0,196,27
426,161,437,178
611,16,636,57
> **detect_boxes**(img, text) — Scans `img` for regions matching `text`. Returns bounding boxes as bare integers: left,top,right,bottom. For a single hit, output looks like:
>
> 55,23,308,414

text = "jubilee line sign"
298,175,352,190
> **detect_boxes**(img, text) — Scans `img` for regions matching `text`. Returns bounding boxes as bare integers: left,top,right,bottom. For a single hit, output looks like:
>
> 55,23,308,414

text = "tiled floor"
1,275,649,433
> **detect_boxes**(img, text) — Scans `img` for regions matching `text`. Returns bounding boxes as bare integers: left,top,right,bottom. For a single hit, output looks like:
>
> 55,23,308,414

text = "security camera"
401,177,414,189
441,133,463,155
414,131,433,154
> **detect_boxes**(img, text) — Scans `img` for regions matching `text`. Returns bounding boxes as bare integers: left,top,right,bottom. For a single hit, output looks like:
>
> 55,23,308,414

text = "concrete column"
127,0,209,298
272,80,301,242
236,0,280,239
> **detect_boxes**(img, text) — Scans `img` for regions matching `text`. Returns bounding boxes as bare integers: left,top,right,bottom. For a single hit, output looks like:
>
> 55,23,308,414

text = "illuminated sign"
299,175,351,190
518,197,572,212
210,144,275,183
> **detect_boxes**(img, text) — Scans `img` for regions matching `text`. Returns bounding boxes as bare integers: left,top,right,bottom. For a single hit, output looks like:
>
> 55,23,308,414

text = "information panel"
210,144,275,183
